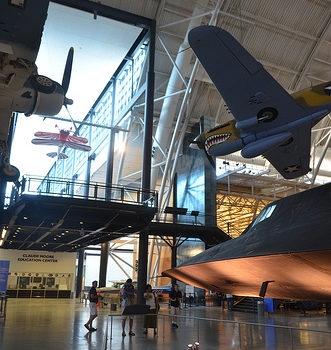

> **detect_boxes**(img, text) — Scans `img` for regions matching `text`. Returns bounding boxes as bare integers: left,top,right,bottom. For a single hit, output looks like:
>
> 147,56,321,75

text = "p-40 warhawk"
0,0,73,181
189,26,331,179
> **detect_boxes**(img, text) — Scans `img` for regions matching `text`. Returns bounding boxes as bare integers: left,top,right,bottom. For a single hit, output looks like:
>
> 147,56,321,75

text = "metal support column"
99,242,109,288
84,153,95,199
173,173,177,223
105,78,116,199
141,21,156,201
137,230,149,304
75,249,85,298
138,22,155,304
105,129,116,199
171,237,177,284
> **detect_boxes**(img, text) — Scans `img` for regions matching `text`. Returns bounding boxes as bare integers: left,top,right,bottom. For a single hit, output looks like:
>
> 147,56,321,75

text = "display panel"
6,272,73,298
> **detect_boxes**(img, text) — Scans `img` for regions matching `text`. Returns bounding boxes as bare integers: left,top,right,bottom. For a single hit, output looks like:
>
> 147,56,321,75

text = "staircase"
233,297,258,313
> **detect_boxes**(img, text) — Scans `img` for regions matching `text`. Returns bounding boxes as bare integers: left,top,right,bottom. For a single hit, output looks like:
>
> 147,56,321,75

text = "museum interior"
0,0,330,349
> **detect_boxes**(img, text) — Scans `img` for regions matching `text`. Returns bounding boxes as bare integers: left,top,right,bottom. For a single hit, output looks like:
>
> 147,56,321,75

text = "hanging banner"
0,260,10,294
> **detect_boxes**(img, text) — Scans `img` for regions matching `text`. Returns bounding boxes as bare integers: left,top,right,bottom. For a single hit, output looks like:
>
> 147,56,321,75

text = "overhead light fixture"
0,240,3,246
23,217,28,220
80,221,83,225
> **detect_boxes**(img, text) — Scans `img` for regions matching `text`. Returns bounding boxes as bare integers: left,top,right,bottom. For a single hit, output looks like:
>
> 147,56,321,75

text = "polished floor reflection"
0,299,330,349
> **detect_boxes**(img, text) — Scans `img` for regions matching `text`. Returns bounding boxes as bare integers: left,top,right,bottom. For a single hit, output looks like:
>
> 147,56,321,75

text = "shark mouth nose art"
205,133,231,153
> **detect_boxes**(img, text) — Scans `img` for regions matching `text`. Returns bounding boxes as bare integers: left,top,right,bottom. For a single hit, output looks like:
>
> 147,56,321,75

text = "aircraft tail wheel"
30,75,56,94
257,107,278,123
0,163,20,182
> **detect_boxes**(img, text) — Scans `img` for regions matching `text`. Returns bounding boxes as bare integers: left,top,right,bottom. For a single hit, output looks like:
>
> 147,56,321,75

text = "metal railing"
8,175,158,208
103,311,331,349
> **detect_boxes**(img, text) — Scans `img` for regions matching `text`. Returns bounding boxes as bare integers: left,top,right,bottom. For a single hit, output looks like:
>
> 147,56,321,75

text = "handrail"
8,175,158,208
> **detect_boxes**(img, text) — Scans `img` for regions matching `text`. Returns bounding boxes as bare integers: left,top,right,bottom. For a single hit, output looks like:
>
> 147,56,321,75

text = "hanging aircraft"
31,127,91,159
189,26,331,179
0,0,75,181
163,182,331,301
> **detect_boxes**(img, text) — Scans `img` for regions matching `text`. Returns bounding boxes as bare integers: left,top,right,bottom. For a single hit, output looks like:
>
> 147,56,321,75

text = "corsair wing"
0,1,49,61
188,26,308,134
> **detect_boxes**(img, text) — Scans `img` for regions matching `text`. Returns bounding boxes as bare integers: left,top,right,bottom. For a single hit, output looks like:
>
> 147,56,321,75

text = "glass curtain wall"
40,42,147,193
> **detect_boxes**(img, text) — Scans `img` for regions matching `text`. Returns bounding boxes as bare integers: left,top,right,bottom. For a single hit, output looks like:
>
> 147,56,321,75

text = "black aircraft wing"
0,0,50,61
188,26,308,134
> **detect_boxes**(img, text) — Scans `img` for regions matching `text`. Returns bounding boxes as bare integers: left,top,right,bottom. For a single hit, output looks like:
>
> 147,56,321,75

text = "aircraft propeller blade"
62,47,74,95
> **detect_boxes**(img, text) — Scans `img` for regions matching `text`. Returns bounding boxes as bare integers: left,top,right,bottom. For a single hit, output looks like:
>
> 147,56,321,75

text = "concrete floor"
0,299,331,350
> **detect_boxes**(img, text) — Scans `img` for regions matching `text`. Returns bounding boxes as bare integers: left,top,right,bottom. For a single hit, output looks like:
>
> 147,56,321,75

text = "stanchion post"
238,322,241,349
110,315,113,340
290,328,293,350
197,319,200,342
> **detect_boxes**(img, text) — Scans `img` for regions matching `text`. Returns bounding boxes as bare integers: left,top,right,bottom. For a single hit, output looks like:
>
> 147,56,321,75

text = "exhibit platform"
0,299,330,349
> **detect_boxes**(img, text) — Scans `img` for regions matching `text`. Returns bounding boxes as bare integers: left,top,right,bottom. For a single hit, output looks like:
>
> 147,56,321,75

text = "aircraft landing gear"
0,142,20,182
257,107,278,123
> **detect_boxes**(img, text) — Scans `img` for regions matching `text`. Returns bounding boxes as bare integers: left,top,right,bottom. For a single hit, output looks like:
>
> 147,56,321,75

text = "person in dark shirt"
169,284,182,328
84,280,98,332
121,278,136,336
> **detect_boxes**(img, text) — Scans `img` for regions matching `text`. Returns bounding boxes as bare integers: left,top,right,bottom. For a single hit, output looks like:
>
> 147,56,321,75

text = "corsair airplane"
189,26,331,179
0,0,74,181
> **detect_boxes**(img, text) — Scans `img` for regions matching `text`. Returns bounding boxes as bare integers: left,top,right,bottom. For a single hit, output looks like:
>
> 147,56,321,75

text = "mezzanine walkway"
2,176,157,251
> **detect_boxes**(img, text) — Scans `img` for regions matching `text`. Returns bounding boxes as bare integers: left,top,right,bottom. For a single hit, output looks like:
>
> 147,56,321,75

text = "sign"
0,260,10,294
17,253,58,263
0,249,76,274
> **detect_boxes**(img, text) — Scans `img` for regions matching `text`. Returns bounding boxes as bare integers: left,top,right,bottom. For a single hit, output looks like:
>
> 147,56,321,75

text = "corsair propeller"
61,47,79,134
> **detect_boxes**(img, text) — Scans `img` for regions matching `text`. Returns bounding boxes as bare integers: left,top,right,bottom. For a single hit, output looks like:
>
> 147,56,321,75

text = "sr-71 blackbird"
0,0,74,181
164,183,331,301
189,26,331,179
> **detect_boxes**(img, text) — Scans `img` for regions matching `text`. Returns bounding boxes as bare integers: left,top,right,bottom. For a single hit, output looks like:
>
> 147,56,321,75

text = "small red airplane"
31,127,91,159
